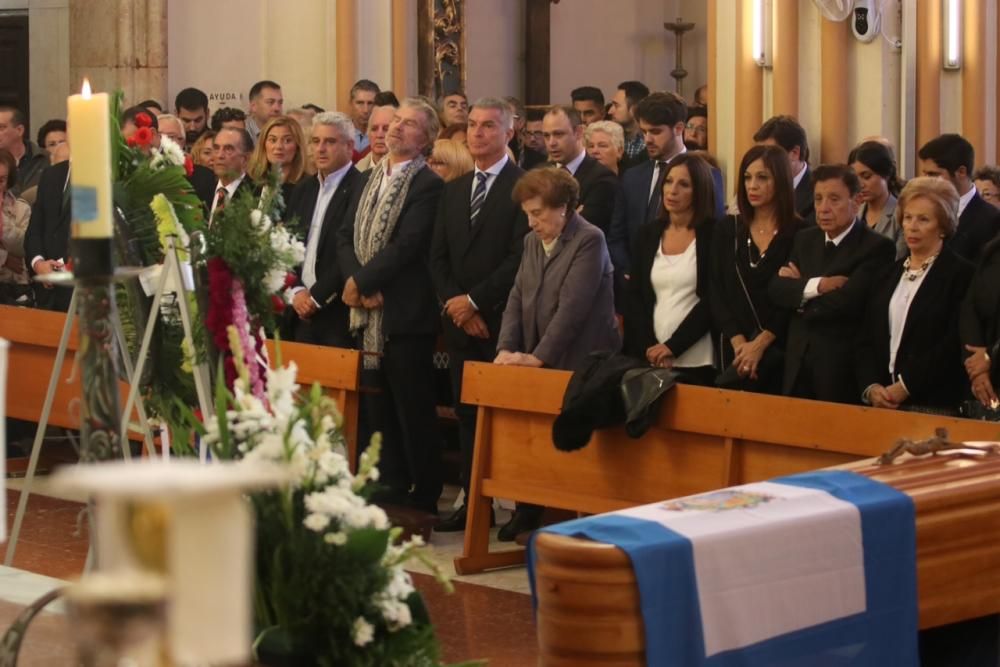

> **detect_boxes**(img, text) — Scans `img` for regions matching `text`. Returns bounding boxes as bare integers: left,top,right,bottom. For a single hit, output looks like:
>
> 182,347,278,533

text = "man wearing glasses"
685,106,708,150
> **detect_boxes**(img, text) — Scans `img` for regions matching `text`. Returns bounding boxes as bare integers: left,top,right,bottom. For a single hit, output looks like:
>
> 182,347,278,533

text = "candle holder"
664,17,696,96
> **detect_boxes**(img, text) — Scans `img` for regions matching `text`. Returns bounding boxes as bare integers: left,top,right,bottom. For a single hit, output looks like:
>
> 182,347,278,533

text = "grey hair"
400,97,441,155
471,97,514,131
584,120,625,152
366,105,396,132
156,113,184,136
312,111,355,143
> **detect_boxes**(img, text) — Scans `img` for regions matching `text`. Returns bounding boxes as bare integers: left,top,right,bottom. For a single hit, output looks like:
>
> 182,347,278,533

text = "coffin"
531,451,1000,666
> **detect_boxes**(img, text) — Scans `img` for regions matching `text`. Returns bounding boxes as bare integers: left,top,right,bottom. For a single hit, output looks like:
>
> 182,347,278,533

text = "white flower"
352,616,374,646
324,531,347,545
376,597,412,631
158,136,186,166
303,513,331,532
250,209,273,233
264,268,286,294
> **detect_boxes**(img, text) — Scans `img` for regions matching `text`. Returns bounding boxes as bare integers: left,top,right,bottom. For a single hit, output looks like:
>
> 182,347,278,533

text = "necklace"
746,227,778,269
902,254,937,281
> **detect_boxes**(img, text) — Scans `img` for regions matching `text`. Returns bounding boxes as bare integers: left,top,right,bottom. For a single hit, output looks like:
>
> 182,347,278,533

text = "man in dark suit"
918,133,1000,263
208,128,255,224
754,115,814,222
769,164,895,404
156,112,217,212
24,160,72,311
541,105,618,233
607,92,725,280
337,98,444,516
430,97,529,532
286,112,362,347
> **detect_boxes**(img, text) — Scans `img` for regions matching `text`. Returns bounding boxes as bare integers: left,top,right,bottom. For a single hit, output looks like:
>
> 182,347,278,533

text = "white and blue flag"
528,470,918,666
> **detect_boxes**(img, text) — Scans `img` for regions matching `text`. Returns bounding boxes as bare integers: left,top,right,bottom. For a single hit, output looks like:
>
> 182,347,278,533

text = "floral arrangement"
191,334,455,666
203,185,304,399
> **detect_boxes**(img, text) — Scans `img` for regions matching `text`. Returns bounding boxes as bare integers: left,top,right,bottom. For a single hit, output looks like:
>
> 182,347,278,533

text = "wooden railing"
0,305,362,463
455,361,1000,574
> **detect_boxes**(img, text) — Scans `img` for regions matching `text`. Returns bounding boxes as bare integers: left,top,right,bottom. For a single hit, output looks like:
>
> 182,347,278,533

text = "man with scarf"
337,98,445,515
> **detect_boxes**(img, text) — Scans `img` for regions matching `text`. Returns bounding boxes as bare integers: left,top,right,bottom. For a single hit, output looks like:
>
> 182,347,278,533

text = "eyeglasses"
685,124,707,135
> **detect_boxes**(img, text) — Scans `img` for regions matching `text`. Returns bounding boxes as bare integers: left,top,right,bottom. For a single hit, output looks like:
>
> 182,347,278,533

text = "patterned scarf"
350,155,427,368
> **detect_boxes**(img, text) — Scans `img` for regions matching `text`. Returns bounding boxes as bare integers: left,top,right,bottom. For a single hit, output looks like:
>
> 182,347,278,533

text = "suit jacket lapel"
299,179,319,239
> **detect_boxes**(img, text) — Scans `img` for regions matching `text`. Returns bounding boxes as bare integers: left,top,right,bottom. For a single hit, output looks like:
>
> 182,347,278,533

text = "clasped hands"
495,350,543,367
730,331,775,379
444,294,489,339
866,382,909,410
777,262,848,294
341,276,384,310
646,343,673,369
965,345,999,408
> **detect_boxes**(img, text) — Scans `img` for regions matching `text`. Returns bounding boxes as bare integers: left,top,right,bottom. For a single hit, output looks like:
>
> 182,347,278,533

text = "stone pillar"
70,0,167,107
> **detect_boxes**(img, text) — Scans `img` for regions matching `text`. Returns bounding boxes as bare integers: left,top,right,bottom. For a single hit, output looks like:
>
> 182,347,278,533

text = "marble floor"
0,480,540,666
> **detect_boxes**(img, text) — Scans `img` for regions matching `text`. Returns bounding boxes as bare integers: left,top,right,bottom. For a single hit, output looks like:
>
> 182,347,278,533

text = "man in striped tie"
430,97,529,532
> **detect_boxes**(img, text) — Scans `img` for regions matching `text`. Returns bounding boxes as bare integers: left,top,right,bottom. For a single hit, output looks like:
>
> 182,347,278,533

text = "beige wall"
465,0,523,102
549,0,708,105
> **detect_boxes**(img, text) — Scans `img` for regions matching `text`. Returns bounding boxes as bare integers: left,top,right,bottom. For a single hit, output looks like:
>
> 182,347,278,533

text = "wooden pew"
455,361,1000,574
0,305,362,463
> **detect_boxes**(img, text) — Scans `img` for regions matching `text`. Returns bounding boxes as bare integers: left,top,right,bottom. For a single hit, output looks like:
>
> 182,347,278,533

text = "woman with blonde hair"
427,138,473,183
584,121,625,176
247,115,307,203
857,176,973,412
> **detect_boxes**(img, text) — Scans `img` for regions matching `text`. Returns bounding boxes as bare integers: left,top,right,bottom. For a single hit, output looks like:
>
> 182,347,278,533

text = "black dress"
709,214,804,393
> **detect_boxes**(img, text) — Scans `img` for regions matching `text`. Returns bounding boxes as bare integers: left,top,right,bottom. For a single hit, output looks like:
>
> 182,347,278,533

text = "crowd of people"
4,75,1000,538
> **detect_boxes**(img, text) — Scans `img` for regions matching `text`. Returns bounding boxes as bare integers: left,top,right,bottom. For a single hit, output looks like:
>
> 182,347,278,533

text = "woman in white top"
857,177,973,411
624,153,717,385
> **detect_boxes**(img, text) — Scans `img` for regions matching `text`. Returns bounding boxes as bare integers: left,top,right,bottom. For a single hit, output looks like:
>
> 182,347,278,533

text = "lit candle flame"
82,79,92,99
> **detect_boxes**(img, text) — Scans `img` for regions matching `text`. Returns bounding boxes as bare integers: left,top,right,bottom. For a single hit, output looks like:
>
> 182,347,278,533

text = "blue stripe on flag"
527,471,918,667
528,514,706,665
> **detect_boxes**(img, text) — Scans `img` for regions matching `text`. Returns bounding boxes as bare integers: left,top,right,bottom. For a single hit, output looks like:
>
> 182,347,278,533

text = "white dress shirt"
650,239,713,368
887,261,933,384
958,184,977,218
209,173,247,224
299,162,353,298
470,153,509,201
561,150,586,176
792,162,808,190
802,220,857,303
649,144,688,200
377,158,414,200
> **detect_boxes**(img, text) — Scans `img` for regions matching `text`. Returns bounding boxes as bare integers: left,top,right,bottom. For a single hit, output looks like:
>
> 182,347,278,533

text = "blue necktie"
470,172,488,227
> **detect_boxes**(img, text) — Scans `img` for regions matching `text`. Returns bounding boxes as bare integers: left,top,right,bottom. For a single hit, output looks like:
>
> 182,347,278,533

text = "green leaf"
344,528,390,564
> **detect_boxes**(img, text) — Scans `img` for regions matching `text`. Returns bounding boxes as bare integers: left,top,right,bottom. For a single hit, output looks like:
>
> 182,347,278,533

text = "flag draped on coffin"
528,471,918,666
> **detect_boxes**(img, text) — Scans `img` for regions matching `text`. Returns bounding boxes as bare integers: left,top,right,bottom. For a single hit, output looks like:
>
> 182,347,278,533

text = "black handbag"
715,216,784,390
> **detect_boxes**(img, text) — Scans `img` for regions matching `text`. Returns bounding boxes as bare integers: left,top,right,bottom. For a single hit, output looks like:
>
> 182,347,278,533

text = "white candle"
67,79,112,239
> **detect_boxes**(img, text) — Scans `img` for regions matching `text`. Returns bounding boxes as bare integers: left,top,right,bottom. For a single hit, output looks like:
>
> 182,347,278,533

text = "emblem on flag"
661,489,775,513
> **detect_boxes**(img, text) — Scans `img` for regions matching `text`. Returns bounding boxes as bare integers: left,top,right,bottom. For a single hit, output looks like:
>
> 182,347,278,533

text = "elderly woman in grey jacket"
496,167,621,371
494,166,620,541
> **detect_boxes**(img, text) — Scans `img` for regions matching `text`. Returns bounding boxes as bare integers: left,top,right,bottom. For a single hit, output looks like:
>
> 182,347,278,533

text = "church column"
916,0,942,150
733,0,762,173
336,0,359,112
771,0,798,118
963,0,991,164
819,16,848,162
70,0,167,106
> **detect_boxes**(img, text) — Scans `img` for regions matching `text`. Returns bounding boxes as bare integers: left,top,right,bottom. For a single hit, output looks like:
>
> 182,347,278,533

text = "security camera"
852,0,881,43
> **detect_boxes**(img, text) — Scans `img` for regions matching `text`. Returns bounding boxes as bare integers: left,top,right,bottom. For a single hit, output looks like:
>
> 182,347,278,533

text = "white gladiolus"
351,617,375,646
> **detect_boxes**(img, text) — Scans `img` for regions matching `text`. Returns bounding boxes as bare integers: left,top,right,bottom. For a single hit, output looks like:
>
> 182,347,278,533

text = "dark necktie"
212,187,227,224
645,161,668,223
822,239,837,268
470,172,488,227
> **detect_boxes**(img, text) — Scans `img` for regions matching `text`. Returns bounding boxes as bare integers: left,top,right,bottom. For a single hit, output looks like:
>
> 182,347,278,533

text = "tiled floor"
0,485,540,665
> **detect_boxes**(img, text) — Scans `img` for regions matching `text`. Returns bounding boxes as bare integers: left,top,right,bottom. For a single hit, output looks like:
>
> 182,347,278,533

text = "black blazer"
287,166,364,307
570,155,618,234
769,221,895,400
960,236,1000,386
24,160,70,268
336,166,444,337
855,248,973,407
794,166,815,222
187,164,216,212
950,191,1000,263
430,159,529,349
624,216,715,360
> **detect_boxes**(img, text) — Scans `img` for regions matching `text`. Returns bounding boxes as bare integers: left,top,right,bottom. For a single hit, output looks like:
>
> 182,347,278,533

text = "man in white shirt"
285,112,361,347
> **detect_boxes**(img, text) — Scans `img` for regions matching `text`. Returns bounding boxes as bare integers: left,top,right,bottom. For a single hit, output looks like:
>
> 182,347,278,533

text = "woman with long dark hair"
709,144,803,393
849,140,906,258
624,152,717,385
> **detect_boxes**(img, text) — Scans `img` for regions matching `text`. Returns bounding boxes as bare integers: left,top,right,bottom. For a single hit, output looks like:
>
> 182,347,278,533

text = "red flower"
64,260,74,273
183,154,194,177
271,295,286,313
283,272,297,289
127,126,154,148
135,112,153,128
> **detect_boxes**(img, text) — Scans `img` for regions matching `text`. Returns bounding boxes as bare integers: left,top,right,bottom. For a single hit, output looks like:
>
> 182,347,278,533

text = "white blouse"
650,239,714,368
887,263,932,379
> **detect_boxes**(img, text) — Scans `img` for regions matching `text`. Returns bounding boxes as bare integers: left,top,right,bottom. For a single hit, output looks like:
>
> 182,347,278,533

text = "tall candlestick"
68,79,114,278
